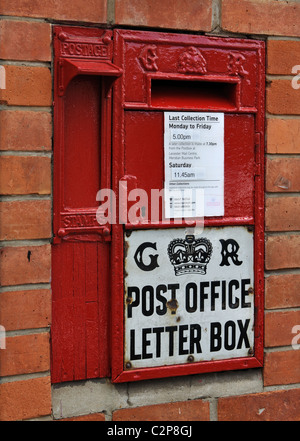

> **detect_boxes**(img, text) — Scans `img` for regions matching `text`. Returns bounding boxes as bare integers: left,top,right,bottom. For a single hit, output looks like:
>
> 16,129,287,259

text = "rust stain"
167,298,179,314
124,240,129,258
248,286,254,295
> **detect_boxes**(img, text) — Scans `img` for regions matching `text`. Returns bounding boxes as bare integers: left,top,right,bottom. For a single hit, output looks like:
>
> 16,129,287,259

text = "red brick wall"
0,0,299,421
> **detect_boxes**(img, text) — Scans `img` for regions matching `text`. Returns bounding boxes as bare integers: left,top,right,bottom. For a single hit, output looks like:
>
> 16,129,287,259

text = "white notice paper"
164,112,224,218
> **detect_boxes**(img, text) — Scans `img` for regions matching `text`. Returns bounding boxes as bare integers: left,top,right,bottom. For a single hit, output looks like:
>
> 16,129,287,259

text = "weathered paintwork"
111,30,264,383
124,226,255,369
51,27,121,383
52,27,265,384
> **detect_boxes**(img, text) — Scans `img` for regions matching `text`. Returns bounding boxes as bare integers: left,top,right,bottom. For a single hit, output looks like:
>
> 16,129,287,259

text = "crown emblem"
177,46,207,74
168,235,213,276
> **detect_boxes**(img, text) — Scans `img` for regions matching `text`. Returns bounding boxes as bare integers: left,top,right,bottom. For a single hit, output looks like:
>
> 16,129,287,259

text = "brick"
267,40,300,75
0,333,50,377
0,244,51,287
0,20,51,62
0,200,51,240
57,413,106,421
0,156,51,195
115,0,212,31
266,157,300,192
267,79,300,115
266,119,300,154
0,111,52,151
218,388,300,421
0,376,51,421
264,350,300,386
265,234,300,270
0,65,52,107
222,0,300,37
265,274,300,309
0,0,107,23
0,289,51,331
265,310,300,347
265,197,300,231
113,399,210,421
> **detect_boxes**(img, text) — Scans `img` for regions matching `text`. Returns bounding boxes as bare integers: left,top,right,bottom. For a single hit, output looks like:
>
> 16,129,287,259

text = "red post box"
52,27,265,384
110,30,265,383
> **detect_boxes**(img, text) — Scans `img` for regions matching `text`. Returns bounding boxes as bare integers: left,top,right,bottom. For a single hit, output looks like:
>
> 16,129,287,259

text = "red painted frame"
52,26,122,245
51,26,122,383
51,27,265,384
111,30,265,383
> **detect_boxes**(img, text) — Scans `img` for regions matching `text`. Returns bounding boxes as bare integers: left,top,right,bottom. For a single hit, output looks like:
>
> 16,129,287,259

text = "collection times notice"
164,112,224,218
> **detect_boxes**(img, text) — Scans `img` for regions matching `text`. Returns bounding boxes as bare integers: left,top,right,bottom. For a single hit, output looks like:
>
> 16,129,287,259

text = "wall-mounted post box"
110,30,265,383
52,28,265,384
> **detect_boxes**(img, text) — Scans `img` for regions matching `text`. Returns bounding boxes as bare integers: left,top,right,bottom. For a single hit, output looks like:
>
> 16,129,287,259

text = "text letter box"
111,30,265,383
